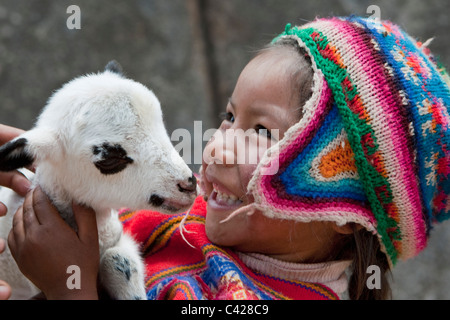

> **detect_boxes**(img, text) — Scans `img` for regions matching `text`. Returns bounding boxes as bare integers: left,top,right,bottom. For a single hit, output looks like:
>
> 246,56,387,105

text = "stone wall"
0,0,448,299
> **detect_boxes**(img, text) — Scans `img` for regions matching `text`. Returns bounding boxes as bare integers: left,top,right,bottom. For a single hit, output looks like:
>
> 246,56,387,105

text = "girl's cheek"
200,128,277,197
247,134,273,165
198,164,209,199
200,129,223,198
237,163,257,193
237,136,272,190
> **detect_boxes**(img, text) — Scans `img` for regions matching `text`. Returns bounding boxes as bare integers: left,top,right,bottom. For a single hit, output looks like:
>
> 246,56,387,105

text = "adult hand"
0,124,30,216
8,186,100,300
0,124,25,145
0,124,28,300
0,238,12,300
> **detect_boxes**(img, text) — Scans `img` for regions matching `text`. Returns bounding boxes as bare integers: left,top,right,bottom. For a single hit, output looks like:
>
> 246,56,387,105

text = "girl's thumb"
72,202,98,245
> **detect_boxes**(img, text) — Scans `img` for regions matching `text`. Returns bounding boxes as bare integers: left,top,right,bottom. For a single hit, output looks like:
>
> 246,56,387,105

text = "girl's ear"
332,222,364,235
0,128,56,172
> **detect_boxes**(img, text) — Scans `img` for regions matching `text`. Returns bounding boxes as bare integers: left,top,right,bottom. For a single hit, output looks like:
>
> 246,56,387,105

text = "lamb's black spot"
149,194,164,207
92,145,101,155
112,254,132,281
92,142,133,175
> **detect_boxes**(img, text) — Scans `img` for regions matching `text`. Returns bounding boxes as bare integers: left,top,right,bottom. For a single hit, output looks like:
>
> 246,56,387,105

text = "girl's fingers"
72,202,98,245
30,187,65,227
22,188,40,231
8,206,23,256
11,205,25,243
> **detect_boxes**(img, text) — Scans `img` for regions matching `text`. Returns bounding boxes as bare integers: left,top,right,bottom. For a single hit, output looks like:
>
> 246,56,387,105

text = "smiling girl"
5,16,450,300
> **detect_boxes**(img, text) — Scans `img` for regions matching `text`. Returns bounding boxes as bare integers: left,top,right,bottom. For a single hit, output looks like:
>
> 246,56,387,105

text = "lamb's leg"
99,233,146,300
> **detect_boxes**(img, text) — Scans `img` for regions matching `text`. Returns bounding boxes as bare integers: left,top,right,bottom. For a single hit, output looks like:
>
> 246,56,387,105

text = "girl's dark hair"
340,226,392,300
263,38,393,300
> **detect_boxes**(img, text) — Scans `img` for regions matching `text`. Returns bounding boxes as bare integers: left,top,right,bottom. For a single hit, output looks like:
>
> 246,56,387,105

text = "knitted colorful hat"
246,16,450,266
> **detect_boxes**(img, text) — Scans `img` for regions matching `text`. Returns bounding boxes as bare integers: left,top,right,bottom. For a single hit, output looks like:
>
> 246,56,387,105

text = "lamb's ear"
0,137,34,171
104,60,124,77
0,128,56,172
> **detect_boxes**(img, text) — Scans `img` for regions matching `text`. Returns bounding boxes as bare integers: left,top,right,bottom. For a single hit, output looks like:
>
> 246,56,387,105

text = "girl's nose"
203,129,237,167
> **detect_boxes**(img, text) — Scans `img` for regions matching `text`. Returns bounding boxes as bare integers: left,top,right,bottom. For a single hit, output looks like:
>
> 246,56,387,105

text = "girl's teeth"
215,189,241,205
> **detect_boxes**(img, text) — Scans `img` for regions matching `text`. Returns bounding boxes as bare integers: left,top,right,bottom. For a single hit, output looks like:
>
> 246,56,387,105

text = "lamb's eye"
94,157,133,175
92,143,134,175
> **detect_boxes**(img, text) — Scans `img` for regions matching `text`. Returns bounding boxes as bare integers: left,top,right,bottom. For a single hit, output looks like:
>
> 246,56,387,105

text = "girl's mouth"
207,183,243,210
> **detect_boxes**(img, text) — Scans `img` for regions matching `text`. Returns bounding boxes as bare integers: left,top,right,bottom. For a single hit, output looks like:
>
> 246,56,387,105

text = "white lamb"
0,61,197,300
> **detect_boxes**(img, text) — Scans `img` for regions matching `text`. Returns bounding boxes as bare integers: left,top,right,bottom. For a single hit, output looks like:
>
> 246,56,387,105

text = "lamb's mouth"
149,194,192,213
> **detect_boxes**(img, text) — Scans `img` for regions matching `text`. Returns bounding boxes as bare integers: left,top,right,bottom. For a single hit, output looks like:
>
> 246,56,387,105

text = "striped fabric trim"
141,214,204,255
141,212,338,300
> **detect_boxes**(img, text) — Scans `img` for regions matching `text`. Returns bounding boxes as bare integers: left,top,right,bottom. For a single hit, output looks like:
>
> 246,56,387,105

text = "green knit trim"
278,24,400,264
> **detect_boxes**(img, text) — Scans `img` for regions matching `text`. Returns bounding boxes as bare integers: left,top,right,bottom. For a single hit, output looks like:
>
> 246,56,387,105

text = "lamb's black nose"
177,174,197,194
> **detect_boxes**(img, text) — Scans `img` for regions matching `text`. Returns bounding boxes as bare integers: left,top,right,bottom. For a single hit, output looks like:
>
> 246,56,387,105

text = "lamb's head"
0,61,197,214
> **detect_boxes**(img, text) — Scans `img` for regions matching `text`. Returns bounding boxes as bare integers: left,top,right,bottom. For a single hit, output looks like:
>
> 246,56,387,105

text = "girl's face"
201,49,341,263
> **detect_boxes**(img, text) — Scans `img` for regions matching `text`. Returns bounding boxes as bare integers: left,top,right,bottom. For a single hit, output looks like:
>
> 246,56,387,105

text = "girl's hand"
8,186,100,300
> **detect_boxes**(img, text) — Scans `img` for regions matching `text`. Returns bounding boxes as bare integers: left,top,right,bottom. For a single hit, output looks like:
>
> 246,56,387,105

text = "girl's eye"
220,112,235,123
256,125,272,139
